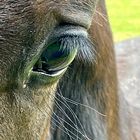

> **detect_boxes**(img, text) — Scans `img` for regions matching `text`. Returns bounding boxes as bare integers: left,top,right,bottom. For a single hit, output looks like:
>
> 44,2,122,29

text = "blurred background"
106,0,140,42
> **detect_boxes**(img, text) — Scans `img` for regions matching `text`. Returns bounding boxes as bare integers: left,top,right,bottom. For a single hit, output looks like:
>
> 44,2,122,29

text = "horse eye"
33,40,77,75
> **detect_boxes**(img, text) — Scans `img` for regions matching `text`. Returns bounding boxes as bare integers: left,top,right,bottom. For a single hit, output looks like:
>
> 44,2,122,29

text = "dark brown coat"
0,0,119,140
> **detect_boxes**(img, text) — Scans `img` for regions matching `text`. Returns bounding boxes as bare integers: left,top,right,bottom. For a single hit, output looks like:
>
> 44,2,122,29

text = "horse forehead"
0,0,95,17
34,0,95,10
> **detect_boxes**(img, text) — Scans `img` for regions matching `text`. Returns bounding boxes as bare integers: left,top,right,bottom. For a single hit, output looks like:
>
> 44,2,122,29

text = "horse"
0,0,119,140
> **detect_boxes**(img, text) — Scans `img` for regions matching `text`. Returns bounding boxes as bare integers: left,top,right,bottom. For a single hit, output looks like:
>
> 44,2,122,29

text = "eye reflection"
33,38,77,75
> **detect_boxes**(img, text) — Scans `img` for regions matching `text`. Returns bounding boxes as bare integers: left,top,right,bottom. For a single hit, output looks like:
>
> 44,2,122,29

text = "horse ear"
51,1,119,140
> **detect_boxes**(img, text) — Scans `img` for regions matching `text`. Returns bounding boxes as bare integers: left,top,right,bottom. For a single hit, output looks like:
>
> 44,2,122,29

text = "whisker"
33,96,82,140
52,96,79,140
56,90,106,117
93,20,103,27
48,91,91,140
95,10,107,22
57,87,92,140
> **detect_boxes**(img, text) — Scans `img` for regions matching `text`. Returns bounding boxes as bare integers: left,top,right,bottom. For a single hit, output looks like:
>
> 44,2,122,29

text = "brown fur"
0,0,119,140
90,1,119,139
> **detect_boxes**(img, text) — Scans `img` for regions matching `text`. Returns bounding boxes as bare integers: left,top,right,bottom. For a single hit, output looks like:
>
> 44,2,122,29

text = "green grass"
106,0,140,42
